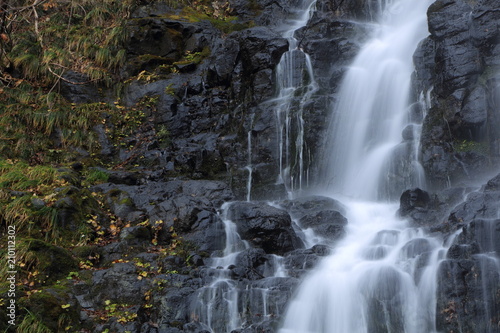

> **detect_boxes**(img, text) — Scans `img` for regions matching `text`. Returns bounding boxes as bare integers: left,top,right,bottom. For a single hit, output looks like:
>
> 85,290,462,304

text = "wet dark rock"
411,37,435,97
159,287,201,329
447,190,500,227
446,243,480,260
105,188,144,223
399,188,431,215
232,320,279,333
453,219,500,254
240,277,299,329
360,266,407,333
90,262,151,306
436,257,500,333
125,18,216,71
314,0,393,21
434,171,500,333
299,209,347,241
92,180,233,251
398,188,440,226
283,246,331,278
400,238,433,259
402,124,416,141
183,321,211,333
106,169,141,185
484,172,500,191
299,209,347,228
98,241,142,265
417,0,500,188
227,202,304,255
231,248,271,280
119,225,152,246
296,14,368,92
470,0,500,51
279,195,347,218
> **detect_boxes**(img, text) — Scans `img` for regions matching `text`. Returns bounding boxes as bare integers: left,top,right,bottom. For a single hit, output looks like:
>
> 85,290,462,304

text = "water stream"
274,0,318,196
279,0,447,332
190,0,499,332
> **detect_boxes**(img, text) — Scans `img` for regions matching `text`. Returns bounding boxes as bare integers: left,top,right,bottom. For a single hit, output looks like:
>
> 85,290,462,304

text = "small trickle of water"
246,130,253,202
191,202,292,333
274,0,318,197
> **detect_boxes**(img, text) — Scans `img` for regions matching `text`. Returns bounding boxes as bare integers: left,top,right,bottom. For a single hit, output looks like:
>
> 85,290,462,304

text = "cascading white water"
278,0,452,332
279,201,453,333
320,0,431,200
274,0,318,196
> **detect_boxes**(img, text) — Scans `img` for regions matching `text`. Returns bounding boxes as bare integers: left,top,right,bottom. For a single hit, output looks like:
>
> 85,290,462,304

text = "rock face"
414,0,500,189
227,201,304,255
34,0,500,332
433,172,500,333
92,179,233,252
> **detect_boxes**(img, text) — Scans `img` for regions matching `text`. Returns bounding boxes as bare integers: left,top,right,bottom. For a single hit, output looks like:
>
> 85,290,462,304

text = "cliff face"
415,0,500,189
1,0,500,332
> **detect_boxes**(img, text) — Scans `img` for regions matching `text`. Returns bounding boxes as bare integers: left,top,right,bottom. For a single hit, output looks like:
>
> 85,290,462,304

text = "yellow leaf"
61,304,71,309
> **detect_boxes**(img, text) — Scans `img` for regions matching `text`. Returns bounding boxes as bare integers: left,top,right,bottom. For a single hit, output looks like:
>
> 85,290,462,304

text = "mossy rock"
25,239,79,284
72,245,100,259
57,168,82,187
19,284,80,332
53,187,100,235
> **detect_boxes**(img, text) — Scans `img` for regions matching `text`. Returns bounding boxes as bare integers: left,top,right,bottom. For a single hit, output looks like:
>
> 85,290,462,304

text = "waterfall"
320,0,431,200
278,0,451,332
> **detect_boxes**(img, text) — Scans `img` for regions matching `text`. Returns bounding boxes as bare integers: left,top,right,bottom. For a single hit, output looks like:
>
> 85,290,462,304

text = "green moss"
454,139,488,155
156,124,171,148
84,168,109,186
24,239,79,284
173,46,211,66
119,197,134,206
16,310,53,333
19,286,80,332
72,244,100,260
0,160,58,192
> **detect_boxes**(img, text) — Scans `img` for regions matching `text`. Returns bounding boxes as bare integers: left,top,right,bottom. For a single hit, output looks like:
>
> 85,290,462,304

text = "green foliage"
84,169,110,186
156,124,171,148
0,160,58,191
3,1,130,87
174,5,254,33
454,139,488,155
16,310,52,333
173,46,211,66
0,82,111,161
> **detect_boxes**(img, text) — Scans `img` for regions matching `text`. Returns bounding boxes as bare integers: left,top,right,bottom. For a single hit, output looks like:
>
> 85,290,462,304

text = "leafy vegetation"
0,0,246,331
164,1,254,33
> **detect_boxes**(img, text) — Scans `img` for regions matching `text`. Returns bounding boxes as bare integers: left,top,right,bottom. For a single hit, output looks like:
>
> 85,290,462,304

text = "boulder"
231,248,271,280
279,195,347,217
398,188,443,227
227,202,304,255
298,209,347,241
283,245,331,278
